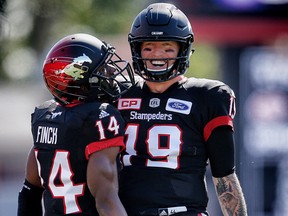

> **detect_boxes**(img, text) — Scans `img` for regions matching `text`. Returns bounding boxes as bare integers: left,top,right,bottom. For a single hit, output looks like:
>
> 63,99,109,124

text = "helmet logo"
61,53,92,80
151,31,163,35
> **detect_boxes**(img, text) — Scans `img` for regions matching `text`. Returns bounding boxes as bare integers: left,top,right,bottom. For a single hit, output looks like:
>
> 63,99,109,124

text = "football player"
117,3,248,216
17,33,134,216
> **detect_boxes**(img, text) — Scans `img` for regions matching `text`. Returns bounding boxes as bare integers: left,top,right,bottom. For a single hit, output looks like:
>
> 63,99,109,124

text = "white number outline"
36,150,85,214
95,116,120,140
123,123,183,169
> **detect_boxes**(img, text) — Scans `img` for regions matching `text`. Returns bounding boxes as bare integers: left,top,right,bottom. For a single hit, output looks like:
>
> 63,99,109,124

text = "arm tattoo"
213,173,248,216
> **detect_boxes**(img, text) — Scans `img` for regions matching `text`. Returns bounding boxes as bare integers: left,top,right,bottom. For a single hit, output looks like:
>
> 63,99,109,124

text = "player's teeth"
151,61,165,65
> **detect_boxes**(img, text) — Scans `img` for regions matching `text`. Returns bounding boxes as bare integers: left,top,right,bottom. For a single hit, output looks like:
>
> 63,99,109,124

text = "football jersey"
117,77,236,215
31,100,125,215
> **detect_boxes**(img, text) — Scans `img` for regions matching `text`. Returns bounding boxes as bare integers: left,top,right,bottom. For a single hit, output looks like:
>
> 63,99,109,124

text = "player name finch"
35,126,58,144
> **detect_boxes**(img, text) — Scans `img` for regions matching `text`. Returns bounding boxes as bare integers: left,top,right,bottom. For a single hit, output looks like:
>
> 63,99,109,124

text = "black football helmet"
128,3,194,82
43,33,134,104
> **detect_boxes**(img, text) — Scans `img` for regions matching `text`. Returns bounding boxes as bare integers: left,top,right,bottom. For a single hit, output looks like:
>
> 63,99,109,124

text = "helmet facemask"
88,46,134,103
131,40,194,82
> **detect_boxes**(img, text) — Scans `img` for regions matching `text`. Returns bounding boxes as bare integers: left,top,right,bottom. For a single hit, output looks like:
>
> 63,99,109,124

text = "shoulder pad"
36,100,57,111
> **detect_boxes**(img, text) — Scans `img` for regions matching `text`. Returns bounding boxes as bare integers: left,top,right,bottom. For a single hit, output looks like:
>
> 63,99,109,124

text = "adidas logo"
99,110,110,119
159,210,168,216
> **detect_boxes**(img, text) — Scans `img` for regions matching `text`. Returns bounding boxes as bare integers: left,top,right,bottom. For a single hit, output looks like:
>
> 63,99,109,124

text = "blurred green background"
0,0,220,83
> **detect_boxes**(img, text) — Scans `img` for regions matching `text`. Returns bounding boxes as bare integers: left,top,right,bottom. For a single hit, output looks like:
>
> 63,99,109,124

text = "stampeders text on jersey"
130,111,172,122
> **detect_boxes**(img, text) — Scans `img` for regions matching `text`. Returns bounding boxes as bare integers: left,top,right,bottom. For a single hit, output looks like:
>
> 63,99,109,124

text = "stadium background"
1,0,288,215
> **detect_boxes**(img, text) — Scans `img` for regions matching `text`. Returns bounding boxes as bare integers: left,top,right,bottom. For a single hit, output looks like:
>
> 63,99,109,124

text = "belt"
139,206,208,216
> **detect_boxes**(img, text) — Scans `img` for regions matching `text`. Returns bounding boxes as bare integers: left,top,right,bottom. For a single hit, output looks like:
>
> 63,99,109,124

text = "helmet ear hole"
128,3,194,82
43,33,135,104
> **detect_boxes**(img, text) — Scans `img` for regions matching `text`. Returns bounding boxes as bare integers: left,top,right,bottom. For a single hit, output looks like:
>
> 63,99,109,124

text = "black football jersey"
31,100,125,215
117,77,236,215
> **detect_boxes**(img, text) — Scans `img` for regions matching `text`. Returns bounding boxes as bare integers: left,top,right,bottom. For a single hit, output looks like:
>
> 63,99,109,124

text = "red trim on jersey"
85,136,125,159
203,116,234,142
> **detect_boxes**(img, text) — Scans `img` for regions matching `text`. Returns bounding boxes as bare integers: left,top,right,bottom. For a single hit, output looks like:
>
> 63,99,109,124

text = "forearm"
96,191,127,216
213,173,247,216
87,147,127,216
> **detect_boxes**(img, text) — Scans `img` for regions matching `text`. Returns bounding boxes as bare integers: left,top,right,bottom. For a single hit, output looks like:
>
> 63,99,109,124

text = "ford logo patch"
168,102,189,110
